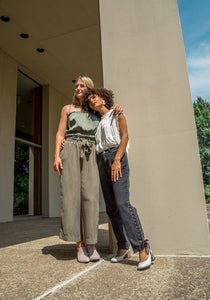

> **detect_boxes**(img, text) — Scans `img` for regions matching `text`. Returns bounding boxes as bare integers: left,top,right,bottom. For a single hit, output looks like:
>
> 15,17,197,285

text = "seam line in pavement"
132,253,210,258
33,255,112,300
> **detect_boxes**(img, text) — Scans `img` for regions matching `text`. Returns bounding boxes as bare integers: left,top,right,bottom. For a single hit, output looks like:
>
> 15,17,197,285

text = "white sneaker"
111,249,130,263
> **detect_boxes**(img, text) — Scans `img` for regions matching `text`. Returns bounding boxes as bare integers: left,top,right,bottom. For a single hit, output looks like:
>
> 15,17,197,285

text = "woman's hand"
54,105,69,173
53,156,63,175
111,104,123,115
60,139,65,151
110,114,128,182
111,159,122,182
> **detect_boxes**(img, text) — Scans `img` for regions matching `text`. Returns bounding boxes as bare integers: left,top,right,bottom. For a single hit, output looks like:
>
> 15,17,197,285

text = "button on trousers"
60,136,99,244
97,147,145,253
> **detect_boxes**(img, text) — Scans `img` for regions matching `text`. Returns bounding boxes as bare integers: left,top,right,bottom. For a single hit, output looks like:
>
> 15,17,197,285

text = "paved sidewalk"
0,208,210,300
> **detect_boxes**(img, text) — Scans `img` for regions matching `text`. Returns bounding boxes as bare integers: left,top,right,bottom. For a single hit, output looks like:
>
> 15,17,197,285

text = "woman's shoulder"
62,104,71,115
69,104,86,113
62,104,84,116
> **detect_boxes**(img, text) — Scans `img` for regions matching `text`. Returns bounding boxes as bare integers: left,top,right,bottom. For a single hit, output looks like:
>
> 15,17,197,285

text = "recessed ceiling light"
20,33,29,39
1,16,10,22
37,48,45,53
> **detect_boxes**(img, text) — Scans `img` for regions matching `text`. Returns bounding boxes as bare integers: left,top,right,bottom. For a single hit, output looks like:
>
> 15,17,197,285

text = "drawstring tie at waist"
65,135,95,157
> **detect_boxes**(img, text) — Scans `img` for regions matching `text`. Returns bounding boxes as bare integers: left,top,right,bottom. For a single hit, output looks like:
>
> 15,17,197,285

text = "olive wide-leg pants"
59,136,99,244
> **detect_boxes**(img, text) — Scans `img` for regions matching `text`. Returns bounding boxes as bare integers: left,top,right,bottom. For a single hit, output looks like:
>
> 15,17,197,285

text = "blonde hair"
73,76,94,105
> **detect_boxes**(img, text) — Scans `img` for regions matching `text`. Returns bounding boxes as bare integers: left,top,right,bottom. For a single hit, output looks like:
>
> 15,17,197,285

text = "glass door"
14,71,42,217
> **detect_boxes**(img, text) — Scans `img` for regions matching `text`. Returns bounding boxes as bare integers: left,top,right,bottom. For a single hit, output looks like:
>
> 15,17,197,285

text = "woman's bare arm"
53,105,70,174
111,114,129,182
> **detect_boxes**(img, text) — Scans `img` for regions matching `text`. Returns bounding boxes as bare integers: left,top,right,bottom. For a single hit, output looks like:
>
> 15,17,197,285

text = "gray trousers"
59,136,99,244
97,147,145,253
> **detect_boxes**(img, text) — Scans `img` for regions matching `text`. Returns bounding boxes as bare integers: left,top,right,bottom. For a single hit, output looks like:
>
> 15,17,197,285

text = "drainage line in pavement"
132,253,210,258
33,255,112,300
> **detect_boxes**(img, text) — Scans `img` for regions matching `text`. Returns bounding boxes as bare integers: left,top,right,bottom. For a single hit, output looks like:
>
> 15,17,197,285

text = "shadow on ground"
0,213,110,250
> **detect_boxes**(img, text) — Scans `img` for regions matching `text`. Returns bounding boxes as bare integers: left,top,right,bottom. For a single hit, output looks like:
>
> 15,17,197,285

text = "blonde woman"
54,76,122,263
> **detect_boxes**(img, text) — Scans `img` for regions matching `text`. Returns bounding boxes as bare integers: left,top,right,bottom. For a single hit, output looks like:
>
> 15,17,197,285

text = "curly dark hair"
83,88,114,115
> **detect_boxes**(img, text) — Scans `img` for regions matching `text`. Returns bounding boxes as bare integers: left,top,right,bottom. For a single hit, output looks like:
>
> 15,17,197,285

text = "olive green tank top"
65,111,100,138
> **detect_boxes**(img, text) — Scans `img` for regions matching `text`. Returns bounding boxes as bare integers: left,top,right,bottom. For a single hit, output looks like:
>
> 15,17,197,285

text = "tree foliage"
14,141,29,215
193,97,210,203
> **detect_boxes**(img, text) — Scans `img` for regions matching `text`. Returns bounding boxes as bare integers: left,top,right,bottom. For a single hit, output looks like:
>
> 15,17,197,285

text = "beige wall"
0,1,104,222
0,54,104,222
99,0,210,255
0,50,17,222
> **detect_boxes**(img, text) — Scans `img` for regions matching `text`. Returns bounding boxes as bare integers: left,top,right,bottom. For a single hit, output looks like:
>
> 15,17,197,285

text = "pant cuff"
132,241,145,253
118,241,130,250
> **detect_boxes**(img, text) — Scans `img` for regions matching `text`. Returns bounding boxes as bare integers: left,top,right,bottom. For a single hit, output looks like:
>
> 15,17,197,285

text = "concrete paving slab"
0,210,210,300
45,257,210,300
0,214,110,300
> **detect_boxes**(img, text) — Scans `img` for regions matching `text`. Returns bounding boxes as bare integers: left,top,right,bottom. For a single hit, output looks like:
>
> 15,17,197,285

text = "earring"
103,100,105,105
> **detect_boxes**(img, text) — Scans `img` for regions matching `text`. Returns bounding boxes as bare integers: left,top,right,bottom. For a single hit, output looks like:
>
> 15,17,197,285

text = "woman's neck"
71,104,83,112
98,106,110,116
75,97,83,107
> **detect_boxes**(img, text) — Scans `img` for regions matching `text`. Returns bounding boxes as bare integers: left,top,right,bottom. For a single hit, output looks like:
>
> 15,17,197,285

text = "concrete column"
99,0,210,255
0,50,17,222
42,85,71,217
42,85,50,217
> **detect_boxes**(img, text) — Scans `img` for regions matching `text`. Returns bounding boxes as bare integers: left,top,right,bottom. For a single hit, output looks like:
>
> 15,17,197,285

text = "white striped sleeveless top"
95,109,129,154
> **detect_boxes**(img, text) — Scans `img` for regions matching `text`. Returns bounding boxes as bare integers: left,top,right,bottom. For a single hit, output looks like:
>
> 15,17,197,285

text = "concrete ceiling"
0,0,103,99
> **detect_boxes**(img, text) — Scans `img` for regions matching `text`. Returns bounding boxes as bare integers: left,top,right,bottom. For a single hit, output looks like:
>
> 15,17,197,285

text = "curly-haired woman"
83,88,154,270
